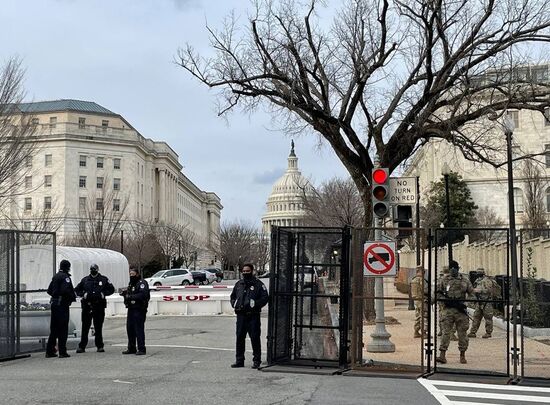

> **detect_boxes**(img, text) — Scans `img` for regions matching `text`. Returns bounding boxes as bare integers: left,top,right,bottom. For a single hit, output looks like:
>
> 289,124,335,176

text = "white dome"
261,141,313,232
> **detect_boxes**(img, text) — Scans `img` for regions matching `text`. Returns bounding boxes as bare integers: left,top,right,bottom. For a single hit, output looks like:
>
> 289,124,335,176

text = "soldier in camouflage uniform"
436,260,474,364
468,268,500,339
437,266,457,340
411,266,428,338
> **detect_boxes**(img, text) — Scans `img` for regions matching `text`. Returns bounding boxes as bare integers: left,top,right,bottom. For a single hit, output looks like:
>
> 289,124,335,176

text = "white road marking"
418,378,550,405
111,343,252,352
113,379,135,384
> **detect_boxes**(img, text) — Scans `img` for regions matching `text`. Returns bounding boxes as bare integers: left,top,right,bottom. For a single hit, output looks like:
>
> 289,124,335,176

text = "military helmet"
477,267,485,274
441,266,449,274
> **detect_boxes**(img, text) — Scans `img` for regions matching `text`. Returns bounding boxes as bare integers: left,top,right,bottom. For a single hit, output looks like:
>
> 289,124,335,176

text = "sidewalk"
361,301,550,378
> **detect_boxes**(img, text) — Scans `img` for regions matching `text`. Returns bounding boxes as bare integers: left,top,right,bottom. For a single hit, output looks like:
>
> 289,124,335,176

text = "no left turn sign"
363,241,397,276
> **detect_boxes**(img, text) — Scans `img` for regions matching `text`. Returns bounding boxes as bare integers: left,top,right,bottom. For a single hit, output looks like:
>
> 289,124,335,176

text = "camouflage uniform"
469,272,500,338
411,271,428,337
437,273,474,353
437,267,456,339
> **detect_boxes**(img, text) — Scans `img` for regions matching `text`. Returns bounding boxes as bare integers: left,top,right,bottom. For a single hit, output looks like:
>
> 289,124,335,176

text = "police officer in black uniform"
74,264,115,353
120,267,150,355
46,259,76,358
230,263,269,369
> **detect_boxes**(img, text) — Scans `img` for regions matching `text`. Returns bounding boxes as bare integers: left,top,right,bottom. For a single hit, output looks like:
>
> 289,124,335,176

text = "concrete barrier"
106,285,235,316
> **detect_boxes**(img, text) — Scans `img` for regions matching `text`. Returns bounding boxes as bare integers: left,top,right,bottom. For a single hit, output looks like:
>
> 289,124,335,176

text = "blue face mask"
450,267,459,277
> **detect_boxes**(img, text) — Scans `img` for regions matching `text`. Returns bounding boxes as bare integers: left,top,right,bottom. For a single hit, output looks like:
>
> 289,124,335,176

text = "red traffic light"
372,169,388,184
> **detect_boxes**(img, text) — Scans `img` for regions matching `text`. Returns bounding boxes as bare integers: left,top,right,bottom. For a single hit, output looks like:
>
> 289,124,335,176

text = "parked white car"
145,269,194,287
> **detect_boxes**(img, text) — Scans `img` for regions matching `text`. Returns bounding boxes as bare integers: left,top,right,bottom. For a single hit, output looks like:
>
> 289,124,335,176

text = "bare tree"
301,177,365,227
1,197,67,244
76,178,129,248
178,0,550,224
472,206,506,243
124,220,160,272
521,159,548,237
220,220,258,272
0,57,37,208
153,223,194,269
255,232,270,273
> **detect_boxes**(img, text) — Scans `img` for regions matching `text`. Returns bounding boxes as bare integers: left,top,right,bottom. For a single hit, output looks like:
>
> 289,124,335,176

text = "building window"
79,197,86,212
79,221,86,233
23,221,31,231
102,120,109,128
513,188,524,213
113,199,120,212
24,197,32,211
49,117,57,128
79,155,87,167
113,158,121,170
546,188,550,212
25,156,32,168
507,110,520,129
44,196,52,210
97,157,104,169
79,176,86,188
78,117,86,129
44,175,52,187
31,118,39,126
25,176,32,189
113,178,121,191
45,154,52,167
545,108,550,127
96,198,104,211
97,177,104,189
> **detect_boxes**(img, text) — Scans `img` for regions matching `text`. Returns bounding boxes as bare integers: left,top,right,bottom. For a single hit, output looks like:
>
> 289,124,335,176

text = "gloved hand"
250,298,255,308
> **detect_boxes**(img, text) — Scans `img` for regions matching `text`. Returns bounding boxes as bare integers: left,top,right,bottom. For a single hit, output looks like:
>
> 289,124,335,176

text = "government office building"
1,99,222,266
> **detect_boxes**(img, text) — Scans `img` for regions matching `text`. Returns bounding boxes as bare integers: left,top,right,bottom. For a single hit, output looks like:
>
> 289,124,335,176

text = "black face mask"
90,270,98,277
450,267,459,277
129,275,140,284
242,272,253,280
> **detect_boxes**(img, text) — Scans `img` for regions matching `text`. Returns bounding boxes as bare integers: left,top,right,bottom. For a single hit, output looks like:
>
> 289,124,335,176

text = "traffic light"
393,205,413,238
371,168,390,218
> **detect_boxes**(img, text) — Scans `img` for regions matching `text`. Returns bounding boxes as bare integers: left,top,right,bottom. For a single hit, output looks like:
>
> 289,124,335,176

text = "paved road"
0,315,438,405
420,378,550,404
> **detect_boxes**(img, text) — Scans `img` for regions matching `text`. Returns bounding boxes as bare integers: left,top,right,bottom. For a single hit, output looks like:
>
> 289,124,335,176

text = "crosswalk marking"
418,378,550,405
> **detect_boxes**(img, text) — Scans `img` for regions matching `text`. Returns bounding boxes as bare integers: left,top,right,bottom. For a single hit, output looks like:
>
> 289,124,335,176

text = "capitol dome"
262,141,313,233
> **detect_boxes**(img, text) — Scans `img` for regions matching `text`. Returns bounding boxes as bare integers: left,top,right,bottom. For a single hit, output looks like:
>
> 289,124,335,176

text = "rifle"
438,289,469,317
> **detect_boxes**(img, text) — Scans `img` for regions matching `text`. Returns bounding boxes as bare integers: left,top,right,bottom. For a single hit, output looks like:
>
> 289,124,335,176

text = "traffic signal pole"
366,216,396,353
367,166,395,353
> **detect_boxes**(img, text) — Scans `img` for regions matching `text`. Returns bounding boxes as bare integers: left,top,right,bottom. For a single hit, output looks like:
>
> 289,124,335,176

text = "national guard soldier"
120,267,150,355
436,260,474,364
230,263,269,369
437,266,457,340
46,259,77,358
468,268,501,339
75,264,115,353
411,266,428,338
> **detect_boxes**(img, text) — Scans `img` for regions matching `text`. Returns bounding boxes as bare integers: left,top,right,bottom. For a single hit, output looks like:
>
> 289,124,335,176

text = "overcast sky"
0,0,348,224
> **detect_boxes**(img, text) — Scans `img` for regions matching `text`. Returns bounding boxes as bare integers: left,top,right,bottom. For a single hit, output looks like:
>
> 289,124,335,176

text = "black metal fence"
267,226,351,369
0,230,55,361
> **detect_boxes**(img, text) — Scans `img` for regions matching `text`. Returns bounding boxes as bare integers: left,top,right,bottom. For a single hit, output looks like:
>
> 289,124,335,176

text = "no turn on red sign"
363,241,397,276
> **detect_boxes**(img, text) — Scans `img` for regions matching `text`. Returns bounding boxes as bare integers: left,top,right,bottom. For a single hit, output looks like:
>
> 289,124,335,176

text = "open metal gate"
0,230,56,361
267,226,351,369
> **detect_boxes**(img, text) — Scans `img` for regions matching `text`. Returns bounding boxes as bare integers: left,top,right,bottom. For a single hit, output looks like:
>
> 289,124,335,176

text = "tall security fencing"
0,230,56,361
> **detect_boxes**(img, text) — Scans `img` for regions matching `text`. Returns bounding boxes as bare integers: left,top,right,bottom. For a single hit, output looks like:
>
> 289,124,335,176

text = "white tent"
18,245,129,295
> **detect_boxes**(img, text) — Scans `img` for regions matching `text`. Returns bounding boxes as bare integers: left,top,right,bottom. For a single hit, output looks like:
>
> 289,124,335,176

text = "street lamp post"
504,115,519,381
441,162,453,264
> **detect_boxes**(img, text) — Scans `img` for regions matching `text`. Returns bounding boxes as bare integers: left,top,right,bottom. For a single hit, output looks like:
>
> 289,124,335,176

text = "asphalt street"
0,315,439,405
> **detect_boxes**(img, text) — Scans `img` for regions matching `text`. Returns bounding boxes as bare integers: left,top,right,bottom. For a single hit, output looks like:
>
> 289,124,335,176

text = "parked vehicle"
145,268,193,287
294,266,319,289
202,268,223,283
191,271,207,285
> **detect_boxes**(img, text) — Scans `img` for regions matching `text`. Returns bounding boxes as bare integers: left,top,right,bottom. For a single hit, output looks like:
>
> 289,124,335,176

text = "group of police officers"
45,260,268,368
410,259,501,364
46,261,150,358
